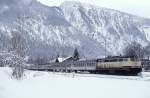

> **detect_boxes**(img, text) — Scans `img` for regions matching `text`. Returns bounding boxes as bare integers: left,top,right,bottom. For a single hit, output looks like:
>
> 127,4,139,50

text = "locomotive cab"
96,56,142,75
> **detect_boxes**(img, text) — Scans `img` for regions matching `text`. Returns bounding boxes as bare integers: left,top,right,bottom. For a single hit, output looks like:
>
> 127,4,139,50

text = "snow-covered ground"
0,67,150,98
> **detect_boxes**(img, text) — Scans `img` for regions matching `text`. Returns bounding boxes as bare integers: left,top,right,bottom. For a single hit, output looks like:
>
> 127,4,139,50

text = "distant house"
56,56,78,63
57,57,66,62
63,57,75,62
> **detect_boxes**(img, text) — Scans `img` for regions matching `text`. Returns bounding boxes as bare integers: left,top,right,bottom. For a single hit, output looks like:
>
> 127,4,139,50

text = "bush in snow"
0,51,25,79
0,51,20,67
12,63,24,80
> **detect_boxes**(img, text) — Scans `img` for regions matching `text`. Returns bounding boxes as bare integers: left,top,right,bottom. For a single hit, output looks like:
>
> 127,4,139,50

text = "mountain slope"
61,1,150,54
0,0,150,59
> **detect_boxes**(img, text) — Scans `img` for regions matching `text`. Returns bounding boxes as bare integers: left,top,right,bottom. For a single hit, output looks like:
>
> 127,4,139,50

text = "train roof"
97,56,137,61
106,56,136,59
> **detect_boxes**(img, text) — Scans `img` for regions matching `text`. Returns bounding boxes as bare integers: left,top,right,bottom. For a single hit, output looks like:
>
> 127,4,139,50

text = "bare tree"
10,14,30,79
123,41,144,58
10,31,26,79
11,31,28,57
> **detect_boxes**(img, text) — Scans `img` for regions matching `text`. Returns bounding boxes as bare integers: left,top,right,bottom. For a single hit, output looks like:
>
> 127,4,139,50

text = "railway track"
41,71,150,82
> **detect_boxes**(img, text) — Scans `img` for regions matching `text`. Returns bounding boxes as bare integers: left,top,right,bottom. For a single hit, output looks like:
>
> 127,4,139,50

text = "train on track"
27,56,142,75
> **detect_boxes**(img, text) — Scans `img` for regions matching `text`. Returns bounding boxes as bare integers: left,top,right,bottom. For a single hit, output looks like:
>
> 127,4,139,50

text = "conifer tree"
73,48,80,61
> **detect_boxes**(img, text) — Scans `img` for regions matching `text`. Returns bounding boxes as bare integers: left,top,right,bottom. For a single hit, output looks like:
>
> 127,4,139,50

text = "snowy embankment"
0,67,150,98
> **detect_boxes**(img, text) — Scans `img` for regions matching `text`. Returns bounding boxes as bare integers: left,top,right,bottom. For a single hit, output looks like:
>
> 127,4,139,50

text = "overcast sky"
37,0,150,19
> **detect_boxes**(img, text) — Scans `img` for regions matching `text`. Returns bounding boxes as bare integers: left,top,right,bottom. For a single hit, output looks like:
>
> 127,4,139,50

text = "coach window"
118,58,123,62
123,58,128,61
130,58,137,61
104,59,109,62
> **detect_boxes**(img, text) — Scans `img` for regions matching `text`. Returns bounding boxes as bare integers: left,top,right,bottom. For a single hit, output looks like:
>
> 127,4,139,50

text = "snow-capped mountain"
0,0,150,59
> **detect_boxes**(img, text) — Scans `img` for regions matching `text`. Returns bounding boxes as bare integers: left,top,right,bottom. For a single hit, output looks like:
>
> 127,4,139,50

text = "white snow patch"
144,27,150,41
0,67,150,98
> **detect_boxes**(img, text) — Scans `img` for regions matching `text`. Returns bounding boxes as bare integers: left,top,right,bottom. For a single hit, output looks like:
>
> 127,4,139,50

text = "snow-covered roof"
57,56,72,62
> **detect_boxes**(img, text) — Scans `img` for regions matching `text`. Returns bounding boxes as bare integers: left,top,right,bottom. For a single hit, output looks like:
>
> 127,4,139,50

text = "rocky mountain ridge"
0,0,150,59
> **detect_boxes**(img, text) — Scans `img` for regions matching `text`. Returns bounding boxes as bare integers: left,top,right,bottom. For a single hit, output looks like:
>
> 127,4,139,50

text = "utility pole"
104,34,107,58
105,38,106,58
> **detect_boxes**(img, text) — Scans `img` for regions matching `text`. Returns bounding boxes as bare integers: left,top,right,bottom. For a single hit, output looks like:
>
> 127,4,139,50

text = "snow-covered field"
0,67,150,98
